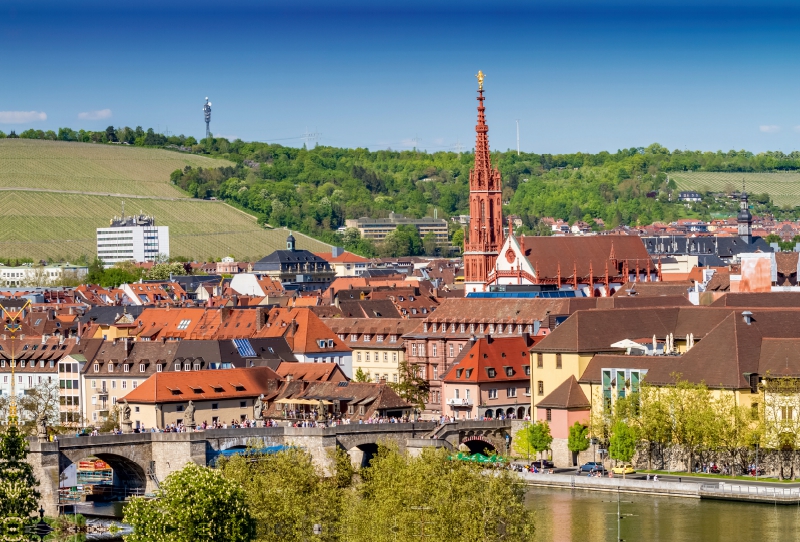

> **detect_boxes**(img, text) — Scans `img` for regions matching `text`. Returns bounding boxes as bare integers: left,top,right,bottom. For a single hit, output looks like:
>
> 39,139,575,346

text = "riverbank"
518,471,800,504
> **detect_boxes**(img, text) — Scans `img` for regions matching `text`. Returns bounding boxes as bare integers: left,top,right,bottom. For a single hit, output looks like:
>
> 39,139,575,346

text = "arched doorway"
506,407,515,418
348,443,379,469
495,408,504,419
516,407,525,419
484,410,493,419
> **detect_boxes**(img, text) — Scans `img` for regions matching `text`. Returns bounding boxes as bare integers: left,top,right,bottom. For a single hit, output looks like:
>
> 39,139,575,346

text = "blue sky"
2,1,800,154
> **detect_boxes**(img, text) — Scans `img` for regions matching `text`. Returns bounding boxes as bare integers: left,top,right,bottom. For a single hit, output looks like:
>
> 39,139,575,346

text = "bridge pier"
27,441,61,518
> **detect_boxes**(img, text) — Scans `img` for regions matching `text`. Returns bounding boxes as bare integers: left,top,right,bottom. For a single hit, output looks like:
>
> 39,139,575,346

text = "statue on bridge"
185,400,196,430
254,395,264,421
36,411,48,441
121,399,133,434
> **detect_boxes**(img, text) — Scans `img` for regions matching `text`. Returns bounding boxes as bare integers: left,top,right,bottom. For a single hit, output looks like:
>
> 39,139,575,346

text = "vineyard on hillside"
670,171,800,208
0,191,329,261
0,139,231,198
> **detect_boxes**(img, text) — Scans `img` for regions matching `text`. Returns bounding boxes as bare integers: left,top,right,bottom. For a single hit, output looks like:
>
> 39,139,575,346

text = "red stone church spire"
464,71,504,293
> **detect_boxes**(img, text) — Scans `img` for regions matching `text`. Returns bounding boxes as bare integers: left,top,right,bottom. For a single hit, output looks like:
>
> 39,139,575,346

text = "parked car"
531,460,554,469
75,428,92,437
577,462,605,474
612,464,635,475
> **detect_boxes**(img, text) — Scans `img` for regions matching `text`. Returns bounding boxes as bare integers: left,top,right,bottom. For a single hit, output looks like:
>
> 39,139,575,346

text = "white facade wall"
97,225,169,266
0,265,88,287
296,351,353,379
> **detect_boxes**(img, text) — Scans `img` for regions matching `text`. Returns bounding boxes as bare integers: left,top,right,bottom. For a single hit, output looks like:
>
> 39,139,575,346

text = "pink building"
535,375,590,455
440,335,532,421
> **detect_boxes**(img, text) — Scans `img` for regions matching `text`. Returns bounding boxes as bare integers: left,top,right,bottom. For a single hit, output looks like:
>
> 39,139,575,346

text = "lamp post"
23,508,54,541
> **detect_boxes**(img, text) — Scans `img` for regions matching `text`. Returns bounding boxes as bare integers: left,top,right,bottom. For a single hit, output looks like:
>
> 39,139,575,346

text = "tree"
220,448,342,542
146,262,185,280
0,425,41,537
389,361,430,412
353,367,370,382
124,462,253,542
347,445,534,542
18,379,60,434
422,231,438,257
567,422,590,465
526,421,553,462
609,421,637,466
451,228,464,251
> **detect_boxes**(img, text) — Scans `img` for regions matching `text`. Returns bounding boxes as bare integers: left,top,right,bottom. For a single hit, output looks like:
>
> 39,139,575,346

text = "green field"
0,140,330,261
670,171,800,208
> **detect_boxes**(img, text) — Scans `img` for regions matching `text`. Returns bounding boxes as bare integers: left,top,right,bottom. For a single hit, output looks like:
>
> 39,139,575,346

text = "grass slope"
0,140,330,261
671,171,800,208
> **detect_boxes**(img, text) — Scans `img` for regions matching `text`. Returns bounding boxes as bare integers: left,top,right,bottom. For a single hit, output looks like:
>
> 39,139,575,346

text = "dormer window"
108,363,113,372
157,364,163,372
390,335,397,343
456,369,463,378
487,368,496,378
94,363,99,372
139,364,145,372
175,363,181,371
124,364,130,373
505,367,514,377
364,334,371,342
465,369,472,378
194,363,200,371
377,335,384,343
351,334,358,341
327,339,334,348
184,363,191,371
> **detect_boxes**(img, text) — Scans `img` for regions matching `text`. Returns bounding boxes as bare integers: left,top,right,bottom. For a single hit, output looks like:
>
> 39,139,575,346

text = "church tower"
737,183,752,243
463,71,503,294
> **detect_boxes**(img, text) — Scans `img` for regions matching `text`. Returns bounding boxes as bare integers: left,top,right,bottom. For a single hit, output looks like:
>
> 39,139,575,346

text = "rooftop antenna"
516,119,520,155
203,97,212,139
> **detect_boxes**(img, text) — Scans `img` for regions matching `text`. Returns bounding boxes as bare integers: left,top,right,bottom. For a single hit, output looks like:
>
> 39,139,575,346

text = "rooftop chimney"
742,311,753,325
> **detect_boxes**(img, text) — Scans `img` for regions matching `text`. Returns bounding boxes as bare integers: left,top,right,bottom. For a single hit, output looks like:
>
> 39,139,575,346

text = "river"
527,486,800,541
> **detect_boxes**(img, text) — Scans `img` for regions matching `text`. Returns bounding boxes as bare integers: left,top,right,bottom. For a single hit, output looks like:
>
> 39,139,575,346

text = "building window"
108,363,113,372
156,364,163,372
488,389,497,399
433,366,438,380
124,364,130,373
460,323,465,333
507,387,516,398
537,381,544,396
459,343,464,352
377,335,384,343
556,353,562,369
537,353,543,368
240,401,246,408
177,319,191,330
390,335,397,343
175,363,181,371
412,344,417,356
393,374,398,383
133,382,138,389
364,334,371,342
94,363,99,372
487,368,496,378
524,365,530,376
91,380,96,388
366,352,370,362
525,386,531,396
449,344,454,357
393,352,397,362
194,363,200,371
122,381,127,389
383,352,388,362
139,364,145,372
184,363,191,371
212,403,219,410
351,334,358,341
432,344,437,357
546,408,552,421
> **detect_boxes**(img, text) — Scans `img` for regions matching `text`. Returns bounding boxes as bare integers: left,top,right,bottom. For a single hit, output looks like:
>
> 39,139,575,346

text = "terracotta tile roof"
519,235,654,280
533,307,736,353
612,282,693,298
705,272,730,291
313,251,369,264
710,293,800,307
275,361,347,382
537,376,590,409
423,298,575,324
337,300,401,319
256,308,350,354
122,366,283,404
323,318,420,347
776,252,799,276
441,336,530,384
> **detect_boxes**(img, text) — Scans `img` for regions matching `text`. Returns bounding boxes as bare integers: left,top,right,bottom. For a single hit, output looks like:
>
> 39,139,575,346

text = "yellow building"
323,318,419,384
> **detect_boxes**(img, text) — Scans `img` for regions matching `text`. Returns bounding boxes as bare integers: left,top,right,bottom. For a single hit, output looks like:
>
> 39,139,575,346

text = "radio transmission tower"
203,97,212,139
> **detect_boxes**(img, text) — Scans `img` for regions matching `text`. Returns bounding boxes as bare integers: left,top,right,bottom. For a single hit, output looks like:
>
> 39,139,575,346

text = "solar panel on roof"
232,338,257,358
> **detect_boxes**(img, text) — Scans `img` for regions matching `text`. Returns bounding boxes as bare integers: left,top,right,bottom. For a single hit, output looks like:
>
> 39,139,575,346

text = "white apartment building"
0,264,88,287
97,213,169,267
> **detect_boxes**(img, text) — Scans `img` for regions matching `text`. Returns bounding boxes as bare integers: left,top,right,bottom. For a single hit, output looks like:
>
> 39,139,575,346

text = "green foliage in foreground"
124,462,253,542
128,446,534,542
0,426,41,541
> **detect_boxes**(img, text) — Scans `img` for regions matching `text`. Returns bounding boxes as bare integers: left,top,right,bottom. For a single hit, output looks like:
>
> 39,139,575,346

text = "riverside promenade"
518,471,800,504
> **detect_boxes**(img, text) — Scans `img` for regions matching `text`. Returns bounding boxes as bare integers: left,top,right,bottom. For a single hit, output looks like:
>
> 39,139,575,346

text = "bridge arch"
60,453,147,495
460,435,497,455
347,443,379,469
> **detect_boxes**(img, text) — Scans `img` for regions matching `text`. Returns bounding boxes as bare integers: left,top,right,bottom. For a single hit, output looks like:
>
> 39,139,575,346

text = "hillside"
671,171,800,208
0,140,330,261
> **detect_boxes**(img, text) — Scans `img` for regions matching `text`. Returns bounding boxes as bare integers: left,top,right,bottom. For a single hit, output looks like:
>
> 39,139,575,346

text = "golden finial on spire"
476,70,485,90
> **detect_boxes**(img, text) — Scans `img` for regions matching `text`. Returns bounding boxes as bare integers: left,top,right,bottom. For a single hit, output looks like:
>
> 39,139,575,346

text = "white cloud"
78,109,112,120
0,111,47,124
760,125,780,133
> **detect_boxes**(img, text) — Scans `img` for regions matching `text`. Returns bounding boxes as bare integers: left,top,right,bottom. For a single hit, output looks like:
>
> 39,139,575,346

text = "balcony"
97,388,109,396
446,398,473,407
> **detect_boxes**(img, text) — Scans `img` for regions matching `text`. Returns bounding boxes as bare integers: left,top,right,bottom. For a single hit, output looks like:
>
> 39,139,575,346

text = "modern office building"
345,212,448,245
96,213,169,266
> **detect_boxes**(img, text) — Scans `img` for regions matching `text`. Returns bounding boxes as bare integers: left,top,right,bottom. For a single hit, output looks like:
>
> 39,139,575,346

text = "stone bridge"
27,421,512,516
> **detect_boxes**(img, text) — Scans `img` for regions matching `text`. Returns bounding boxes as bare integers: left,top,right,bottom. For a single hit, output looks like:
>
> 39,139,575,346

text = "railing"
446,398,473,406
700,483,800,498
